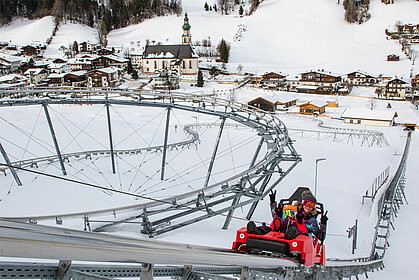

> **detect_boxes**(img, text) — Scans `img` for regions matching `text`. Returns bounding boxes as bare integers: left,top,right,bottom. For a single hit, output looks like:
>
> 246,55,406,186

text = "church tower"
182,13,192,45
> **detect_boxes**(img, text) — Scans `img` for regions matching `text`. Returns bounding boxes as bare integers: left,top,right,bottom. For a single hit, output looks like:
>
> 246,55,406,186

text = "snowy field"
0,0,419,278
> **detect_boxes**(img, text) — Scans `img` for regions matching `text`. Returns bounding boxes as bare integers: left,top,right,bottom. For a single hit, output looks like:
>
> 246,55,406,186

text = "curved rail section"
0,89,301,238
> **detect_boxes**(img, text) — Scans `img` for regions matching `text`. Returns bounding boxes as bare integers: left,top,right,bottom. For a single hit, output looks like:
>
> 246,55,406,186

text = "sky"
1,0,419,279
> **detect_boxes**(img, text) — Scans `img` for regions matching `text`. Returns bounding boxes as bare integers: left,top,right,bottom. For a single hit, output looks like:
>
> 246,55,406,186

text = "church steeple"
182,13,191,45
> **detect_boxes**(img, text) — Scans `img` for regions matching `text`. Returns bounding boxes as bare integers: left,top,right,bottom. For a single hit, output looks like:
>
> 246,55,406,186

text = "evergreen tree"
132,69,138,79
217,39,230,63
127,60,133,74
204,2,209,11
197,70,204,87
72,41,79,53
239,5,243,16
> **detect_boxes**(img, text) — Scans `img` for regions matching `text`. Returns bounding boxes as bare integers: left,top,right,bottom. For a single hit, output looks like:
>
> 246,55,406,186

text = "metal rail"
0,90,301,238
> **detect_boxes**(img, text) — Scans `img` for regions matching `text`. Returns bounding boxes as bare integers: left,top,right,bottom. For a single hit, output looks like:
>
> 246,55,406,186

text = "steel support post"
141,263,154,280
161,108,171,180
105,100,116,174
203,117,226,189
246,161,278,220
43,103,66,176
0,142,22,186
249,137,264,168
222,195,241,230
241,266,250,280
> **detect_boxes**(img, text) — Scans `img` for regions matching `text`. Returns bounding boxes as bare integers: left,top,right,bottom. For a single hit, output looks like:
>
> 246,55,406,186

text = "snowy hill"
1,0,418,78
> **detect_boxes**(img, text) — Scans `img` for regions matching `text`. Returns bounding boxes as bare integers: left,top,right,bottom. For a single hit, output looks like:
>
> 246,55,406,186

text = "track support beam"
161,107,171,180
43,103,66,176
105,99,116,174
0,142,22,186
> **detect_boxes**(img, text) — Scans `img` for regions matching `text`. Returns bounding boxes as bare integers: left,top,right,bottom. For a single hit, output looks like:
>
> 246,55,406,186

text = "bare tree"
369,98,377,110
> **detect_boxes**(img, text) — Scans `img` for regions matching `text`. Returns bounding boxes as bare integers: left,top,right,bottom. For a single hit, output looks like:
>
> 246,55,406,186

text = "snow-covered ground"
1,0,419,278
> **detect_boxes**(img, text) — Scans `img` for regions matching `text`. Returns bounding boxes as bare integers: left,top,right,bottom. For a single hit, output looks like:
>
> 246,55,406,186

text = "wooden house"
64,71,87,87
261,72,287,89
387,54,400,61
298,70,342,93
21,45,38,56
96,48,114,55
411,35,419,44
47,73,66,86
0,55,22,72
79,41,97,53
91,55,129,70
412,74,419,90
0,74,28,88
346,71,378,85
87,67,121,88
247,95,298,112
298,101,328,115
385,78,409,98
341,108,397,127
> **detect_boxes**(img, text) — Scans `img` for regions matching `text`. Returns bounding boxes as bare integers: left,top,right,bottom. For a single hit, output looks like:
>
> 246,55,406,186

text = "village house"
48,63,71,73
412,74,419,90
260,72,287,89
91,55,129,70
24,68,48,85
95,48,114,56
346,71,378,85
341,108,397,127
64,71,87,87
0,54,22,73
0,60,10,75
68,57,93,71
411,35,419,44
298,100,328,115
87,67,122,88
78,41,98,53
387,54,400,61
151,70,180,90
0,74,28,88
20,45,38,56
130,53,143,69
46,73,66,86
290,70,342,94
385,78,409,98
247,95,297,112
141,13,198,75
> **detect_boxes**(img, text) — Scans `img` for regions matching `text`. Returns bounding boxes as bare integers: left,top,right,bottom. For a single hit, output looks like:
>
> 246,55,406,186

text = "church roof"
143,44,197,59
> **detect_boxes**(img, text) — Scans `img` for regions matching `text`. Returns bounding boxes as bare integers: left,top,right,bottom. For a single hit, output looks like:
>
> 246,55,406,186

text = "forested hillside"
0,0,182,33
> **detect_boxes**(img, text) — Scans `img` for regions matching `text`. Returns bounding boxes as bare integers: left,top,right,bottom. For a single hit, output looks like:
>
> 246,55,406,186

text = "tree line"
0,0,182,32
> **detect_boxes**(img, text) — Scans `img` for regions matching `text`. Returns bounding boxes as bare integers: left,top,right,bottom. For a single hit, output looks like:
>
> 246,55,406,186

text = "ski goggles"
283,209,296,219
303,200,316,209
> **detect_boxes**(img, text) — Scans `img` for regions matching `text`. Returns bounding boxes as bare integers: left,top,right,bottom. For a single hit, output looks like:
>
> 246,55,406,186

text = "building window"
154,61,157,68
189,60,192,69
357,120,361,124
182,61,185,69
350,119,353,123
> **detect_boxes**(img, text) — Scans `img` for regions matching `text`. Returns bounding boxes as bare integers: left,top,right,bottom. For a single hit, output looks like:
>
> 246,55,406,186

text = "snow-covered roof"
0,54,21,63
302,70,341,78
47,73,66,79
103,55,129,63
299,100,328,108
93,67,121,74
143,44,197,59
341,108,397,121
68,70,87,76
248,94,298,105
347,70,377,78
24,68,47,75
0,74,27,83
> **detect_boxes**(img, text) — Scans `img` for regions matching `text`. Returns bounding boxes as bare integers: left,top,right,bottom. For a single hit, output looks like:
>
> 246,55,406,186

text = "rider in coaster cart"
232,187,328,266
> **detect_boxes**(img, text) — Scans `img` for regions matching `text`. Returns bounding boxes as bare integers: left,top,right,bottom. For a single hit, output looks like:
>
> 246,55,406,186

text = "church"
141,13,199,75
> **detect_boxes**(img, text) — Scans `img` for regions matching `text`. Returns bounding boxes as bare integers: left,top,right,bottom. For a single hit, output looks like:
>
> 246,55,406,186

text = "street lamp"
315,158,326,197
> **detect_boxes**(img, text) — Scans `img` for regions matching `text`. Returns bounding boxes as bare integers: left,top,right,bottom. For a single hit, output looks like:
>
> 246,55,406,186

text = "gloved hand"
321,211,328,225
269,190,277,204
296,212,304,224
